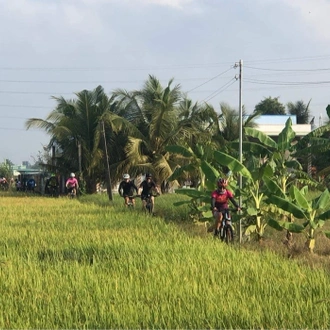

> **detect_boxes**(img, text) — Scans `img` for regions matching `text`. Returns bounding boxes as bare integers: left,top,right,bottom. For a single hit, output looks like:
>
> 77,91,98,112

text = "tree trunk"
161,180,169,194
85,177,97,194
305,238,315,253
305,228,315,253
285,213,294,248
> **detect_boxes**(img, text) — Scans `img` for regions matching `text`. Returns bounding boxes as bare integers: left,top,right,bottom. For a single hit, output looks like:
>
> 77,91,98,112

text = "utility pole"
238,59,243,244
101,120,113,201
78,141,82,174
51,145,56,168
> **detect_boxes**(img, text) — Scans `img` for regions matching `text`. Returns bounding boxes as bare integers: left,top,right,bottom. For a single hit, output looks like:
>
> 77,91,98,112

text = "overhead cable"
245,65,330,72
203,78,237,103
187,67,234,93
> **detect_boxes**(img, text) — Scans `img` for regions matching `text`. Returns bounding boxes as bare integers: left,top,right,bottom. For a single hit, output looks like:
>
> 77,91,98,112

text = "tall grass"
0,193,330,328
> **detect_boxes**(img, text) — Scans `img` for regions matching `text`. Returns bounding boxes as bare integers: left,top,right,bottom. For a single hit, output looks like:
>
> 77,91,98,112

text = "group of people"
14,178,36,192
45,172,79,197
118,173,160,211
3,167,239,238
117,173,240,236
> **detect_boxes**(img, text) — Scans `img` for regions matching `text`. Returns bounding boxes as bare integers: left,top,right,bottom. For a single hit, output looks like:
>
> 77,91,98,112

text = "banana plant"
165,143,215,191
267,185,330,253
244,118,302,193
172,147,274,240
170,148,239,222
214,151,273,241
243,117,317,244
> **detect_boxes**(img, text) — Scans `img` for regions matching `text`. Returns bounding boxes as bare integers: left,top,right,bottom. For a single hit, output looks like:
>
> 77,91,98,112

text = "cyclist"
26,177,36,192
0,177,8,190
45,175,59,196
66,173,79,197
118,174,138,207
211,177,240,237
138,173,160,212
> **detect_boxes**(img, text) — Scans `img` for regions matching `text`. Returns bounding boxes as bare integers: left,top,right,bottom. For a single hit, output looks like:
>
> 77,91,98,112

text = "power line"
186,67,234,93
0,63,233,71
0,76,235,84
0,91,74,95
0,104,49,108
0,127,39,131
0,54,330,71
245,78,330,86
245,65,330,72
244,54,330,64
0,115,29,119
203,78,237,103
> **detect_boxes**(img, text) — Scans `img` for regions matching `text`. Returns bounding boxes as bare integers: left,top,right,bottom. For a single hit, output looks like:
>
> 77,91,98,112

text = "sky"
1,0,330,165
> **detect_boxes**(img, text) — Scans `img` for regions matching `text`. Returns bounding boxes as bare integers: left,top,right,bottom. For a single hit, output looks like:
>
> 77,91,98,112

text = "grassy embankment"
0,192,330,329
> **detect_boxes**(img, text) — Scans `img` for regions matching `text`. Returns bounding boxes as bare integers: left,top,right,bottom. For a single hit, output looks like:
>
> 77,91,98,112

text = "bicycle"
143,193,159,214
68,187,77,199
214,209,238,244
48,186,59,198
125,195,140,208
0,182,9,191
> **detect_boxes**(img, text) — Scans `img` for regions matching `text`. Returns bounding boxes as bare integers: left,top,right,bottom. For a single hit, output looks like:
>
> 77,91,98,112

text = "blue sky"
1,0,330,164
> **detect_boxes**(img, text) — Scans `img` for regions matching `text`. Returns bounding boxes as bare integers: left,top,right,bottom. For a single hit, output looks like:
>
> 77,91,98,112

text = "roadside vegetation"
1,193,330,329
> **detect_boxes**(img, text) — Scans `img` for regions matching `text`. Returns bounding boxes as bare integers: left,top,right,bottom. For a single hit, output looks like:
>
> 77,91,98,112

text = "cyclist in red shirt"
211,178,240,237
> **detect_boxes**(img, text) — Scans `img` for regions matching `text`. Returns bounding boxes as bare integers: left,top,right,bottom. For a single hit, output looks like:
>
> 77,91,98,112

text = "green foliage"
214,151,252,180
287,99,311,124
25,86,124,193
277,117,295,153
112,78,220,185
267,186,330,252
244,127,277,149
166,143,216,190
254,96,286,115
0,159,13,179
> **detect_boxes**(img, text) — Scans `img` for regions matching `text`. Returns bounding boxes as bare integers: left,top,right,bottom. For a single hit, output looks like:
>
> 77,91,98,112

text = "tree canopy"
254,97,286,115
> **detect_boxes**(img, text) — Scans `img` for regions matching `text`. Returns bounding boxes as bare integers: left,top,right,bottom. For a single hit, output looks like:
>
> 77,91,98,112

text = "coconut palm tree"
25,85,132,193
287,99,311,124
111,75,187,185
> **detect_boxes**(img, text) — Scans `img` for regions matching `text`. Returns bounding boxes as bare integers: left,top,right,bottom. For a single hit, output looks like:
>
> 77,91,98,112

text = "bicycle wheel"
224,225,234,244
146,202,152,214
144,196,153,214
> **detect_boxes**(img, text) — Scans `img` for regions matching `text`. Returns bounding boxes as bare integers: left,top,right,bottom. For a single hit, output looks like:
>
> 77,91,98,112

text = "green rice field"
0,193,330,329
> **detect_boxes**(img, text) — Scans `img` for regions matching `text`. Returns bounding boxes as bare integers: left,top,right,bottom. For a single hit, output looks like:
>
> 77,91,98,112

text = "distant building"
253,115,312,174
254,115,311,138
22,161,31,167
12,164,46,194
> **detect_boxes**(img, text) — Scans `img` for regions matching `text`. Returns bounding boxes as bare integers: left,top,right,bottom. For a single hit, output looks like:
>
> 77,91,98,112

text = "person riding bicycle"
26,177,36,192
138,173,160,212
0,177,8,190
118,174,138,207
211,177,240,237
66,173,79,196
45,174,59,196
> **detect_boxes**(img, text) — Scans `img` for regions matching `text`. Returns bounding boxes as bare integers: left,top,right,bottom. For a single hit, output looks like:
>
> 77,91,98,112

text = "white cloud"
80,0,196,9
3,0,104,36
141,0,195,9
271,0,330,41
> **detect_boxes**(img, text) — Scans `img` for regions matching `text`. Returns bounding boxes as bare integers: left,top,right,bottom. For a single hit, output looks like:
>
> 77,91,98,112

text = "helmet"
217,178,228,188
70,173,75,178
123,174,130,180
146,173,152,178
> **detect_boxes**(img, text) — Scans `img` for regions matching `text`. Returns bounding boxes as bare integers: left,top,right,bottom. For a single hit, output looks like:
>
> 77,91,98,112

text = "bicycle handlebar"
211,207,242,212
